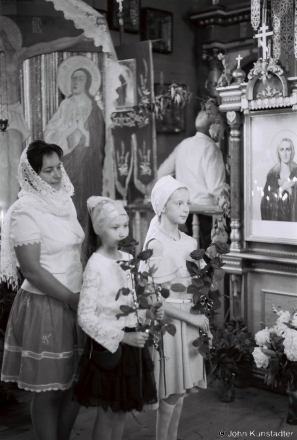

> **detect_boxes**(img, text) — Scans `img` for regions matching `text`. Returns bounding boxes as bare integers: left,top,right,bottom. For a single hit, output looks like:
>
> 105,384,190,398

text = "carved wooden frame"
244,109,297,245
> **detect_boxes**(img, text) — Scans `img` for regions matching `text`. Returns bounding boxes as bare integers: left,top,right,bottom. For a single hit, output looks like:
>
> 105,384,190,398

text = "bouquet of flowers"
252,305,297,391
116,236,176,354
209,317,255,384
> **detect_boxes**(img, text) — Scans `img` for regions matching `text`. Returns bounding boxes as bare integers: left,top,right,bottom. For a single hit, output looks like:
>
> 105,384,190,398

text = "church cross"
254,24,273,60
236,54,243,68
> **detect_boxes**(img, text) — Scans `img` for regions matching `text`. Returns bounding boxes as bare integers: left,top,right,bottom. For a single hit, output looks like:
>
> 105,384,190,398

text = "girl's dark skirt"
73,330,157,412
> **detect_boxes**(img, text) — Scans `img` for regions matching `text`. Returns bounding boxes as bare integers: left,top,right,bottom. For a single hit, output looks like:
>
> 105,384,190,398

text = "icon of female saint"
261,137,297,222
0,15,86,210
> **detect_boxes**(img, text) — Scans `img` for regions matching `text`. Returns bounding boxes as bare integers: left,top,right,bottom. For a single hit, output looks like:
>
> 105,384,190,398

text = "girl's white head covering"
144,176,187,247
87,196,128,236
0,145,74,288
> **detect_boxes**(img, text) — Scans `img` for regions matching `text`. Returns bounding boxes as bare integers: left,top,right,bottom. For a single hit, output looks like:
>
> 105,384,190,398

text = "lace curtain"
45,0,116,59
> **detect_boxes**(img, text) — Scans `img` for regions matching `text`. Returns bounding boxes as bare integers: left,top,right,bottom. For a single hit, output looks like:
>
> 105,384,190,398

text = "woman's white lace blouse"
10,200,84,294
78,252,146,353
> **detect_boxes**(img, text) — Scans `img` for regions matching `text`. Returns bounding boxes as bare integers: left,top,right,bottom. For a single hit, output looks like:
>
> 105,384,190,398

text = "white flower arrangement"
254,327,270,347
252,305,297,391
252,347,270,368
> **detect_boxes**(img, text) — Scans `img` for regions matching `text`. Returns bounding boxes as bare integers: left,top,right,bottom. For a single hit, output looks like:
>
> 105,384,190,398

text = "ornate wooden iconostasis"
215,0,297,337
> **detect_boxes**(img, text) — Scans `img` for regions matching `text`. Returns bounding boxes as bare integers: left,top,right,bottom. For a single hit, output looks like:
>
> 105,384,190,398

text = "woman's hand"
146,302,164,321
189,314,209,333
122,331,149,348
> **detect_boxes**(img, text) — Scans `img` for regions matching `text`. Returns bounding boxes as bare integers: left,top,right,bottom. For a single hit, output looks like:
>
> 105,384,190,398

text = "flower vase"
217,374,235,402
286,388,297,425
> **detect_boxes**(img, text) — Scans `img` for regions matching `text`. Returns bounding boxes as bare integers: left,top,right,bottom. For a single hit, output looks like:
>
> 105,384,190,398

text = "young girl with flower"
73,196,164,440
140,176,210,440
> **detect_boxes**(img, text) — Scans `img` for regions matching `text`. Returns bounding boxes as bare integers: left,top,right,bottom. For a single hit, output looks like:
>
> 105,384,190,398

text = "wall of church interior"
8,0,206,168
247,271,297,335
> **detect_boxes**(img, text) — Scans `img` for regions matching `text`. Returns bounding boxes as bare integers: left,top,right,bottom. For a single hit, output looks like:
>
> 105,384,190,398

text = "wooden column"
227,111,243,251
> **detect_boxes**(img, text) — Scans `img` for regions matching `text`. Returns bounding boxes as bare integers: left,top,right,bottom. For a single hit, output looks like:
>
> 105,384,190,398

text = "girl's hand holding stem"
122,331,149,348
146,302,164,321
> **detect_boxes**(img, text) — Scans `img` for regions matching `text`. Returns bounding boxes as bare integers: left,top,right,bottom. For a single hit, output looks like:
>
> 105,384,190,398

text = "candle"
0,210,4,235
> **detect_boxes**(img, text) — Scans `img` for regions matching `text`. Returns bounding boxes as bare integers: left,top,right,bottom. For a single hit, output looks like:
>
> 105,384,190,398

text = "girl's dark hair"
27,140,63,174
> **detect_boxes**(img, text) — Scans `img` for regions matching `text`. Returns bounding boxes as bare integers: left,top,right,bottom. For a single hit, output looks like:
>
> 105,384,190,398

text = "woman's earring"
161,208,166,214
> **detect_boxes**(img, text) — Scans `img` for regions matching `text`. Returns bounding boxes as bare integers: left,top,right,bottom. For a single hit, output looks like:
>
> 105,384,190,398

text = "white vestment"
157,132,226,206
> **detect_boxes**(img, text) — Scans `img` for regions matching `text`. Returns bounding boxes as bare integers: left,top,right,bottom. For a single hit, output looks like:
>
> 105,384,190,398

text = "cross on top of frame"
254,24,273,60
236,54,243,68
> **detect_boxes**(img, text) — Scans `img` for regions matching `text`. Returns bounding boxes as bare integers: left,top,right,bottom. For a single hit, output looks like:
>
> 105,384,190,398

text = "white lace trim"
14,239,42,247
4,343,79,360
0,376,77,393
45,0,117,59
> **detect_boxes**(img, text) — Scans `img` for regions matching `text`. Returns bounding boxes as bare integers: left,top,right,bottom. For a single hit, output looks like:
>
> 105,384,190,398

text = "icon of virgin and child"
260,135,297,222
44,56,105,230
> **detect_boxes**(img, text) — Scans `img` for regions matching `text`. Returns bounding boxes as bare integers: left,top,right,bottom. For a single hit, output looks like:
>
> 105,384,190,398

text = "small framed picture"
142,8,173,54
154,84,185,133
115,59,137,110
108,0,140,34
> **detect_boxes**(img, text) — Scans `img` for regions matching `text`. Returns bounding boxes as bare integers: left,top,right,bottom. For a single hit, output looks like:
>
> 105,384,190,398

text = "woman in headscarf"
0,140,85,440
140,175,210,440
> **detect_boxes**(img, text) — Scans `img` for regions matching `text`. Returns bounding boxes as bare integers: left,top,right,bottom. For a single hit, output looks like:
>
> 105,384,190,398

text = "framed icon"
142,8,173,54
108,0,140,33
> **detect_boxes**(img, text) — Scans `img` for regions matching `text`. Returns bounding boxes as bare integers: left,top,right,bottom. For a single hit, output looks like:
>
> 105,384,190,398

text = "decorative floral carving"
138,141,151,176
251,0,261,31
257,85,283,99
248,57,284,83
272,0,294,69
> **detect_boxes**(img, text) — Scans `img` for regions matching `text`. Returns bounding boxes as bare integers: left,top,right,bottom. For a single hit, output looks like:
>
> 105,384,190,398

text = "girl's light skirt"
1,288,85,392
150,301,207,409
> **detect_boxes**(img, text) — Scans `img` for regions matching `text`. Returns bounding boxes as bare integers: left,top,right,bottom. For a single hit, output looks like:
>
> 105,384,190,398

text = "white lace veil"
0,146,75,288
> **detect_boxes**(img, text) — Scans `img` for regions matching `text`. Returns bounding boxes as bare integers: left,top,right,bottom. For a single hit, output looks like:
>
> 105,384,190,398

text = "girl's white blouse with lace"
78,251,146,353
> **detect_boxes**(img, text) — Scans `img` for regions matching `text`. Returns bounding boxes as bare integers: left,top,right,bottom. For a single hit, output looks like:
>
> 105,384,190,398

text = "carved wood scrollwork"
226,111,243,252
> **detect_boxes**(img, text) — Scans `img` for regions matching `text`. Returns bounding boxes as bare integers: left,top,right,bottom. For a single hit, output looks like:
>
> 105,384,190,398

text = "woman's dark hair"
27,140,63,174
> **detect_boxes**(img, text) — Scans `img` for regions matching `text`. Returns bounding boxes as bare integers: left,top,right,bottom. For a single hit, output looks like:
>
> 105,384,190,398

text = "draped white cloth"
45,0,117,59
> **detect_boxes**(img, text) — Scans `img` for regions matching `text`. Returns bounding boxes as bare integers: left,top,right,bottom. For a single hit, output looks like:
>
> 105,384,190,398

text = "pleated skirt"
1,288,85,392
74,331,157,413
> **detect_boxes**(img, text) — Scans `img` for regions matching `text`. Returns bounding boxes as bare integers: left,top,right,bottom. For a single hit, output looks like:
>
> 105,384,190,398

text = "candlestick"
116,0,123,12
262,0,267,24
0,209,4,233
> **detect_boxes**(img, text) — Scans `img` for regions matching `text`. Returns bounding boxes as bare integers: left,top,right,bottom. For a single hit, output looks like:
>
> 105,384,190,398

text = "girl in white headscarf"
140,175,210,440
0,140,85,440
73,196,164,440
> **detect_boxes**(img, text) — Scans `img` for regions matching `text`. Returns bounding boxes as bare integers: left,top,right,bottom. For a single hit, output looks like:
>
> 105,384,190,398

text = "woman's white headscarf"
0,146,74,288
87,196,128,236
144,176,187,247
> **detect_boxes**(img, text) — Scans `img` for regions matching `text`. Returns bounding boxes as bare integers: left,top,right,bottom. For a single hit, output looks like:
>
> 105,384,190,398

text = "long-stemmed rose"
116,236,176,354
